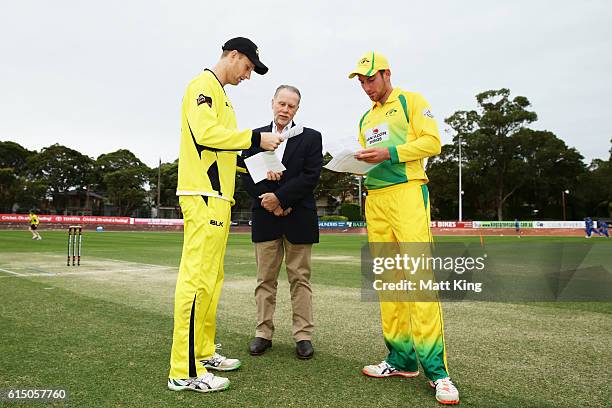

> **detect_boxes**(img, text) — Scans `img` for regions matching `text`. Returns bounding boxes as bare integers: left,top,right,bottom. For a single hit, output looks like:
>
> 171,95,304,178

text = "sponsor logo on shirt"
210,220,224,227
365,123,390,146
385,108,398,117
423,108,434,119
197,94,213,108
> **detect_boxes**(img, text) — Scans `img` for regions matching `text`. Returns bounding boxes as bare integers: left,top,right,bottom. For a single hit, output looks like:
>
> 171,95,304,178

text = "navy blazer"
240,123,323,244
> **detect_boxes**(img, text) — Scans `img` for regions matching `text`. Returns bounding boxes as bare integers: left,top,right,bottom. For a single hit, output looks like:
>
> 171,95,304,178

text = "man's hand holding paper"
245,151,287,183
260,132,283,150
354,147,390,164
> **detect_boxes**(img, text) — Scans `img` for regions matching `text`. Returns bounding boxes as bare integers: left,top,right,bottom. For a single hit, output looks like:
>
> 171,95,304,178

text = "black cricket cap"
222,37,268,75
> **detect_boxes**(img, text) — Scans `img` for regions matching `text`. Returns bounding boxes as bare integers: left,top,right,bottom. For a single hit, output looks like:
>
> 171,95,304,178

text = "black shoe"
296,340,314,359
249,337,272,356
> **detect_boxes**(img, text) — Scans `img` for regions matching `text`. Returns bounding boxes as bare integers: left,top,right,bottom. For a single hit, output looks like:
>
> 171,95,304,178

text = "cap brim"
253,60,268,75
348,68,374,79
244,52,268,75
237,49,268,75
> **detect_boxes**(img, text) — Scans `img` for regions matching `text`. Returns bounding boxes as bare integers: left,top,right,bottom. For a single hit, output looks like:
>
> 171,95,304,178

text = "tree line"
427,89,610,220
0,144,169,216
1,89,610,220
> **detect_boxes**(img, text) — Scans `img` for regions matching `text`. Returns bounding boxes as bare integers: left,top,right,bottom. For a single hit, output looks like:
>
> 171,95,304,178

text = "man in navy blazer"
240,85,323,359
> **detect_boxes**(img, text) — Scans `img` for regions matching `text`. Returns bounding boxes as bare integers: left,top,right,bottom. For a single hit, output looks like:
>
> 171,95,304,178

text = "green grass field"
0,231,610,407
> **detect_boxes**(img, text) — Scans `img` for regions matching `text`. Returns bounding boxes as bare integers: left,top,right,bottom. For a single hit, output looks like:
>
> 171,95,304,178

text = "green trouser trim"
421,184,429,209
385,336,448,380
385,337,419,372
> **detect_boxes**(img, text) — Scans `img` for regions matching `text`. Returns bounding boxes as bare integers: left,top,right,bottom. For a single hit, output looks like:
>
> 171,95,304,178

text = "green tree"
578,152,612,218
93,150,147,192
340,202,363,221
104,168,149,216
445,89,538,220
426,146,461,220
94,149,150,216
14,179,48,213
314,154,359,214
28,144,93,193
0,141,36,212
148,160,179,208
0,141,33,173
510,129,585,219
0,168,20,212
26,144,93,212
438,89,589,220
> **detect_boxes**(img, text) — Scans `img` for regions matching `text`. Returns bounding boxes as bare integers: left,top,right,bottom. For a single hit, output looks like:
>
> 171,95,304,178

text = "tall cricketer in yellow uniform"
351,51,460,405
168,37,281,394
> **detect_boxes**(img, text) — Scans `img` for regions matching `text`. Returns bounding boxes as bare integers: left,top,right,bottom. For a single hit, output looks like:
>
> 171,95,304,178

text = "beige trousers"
254,237,314,342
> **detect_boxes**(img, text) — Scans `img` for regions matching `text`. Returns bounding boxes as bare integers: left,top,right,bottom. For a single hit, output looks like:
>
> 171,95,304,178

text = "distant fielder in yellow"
351,51,460,405
168,37,282,394
28,210,42,240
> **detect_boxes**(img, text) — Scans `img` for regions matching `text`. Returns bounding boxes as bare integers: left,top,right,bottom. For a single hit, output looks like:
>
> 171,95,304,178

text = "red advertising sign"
0,214,131,225
430,221,473,229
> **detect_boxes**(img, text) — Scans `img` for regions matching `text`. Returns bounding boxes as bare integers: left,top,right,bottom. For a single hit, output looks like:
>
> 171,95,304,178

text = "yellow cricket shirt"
176,69,254,204
29,214,39,225
358,88,441,190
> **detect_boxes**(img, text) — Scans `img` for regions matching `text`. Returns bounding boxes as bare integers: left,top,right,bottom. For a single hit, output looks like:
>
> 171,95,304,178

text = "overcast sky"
1,0,610,167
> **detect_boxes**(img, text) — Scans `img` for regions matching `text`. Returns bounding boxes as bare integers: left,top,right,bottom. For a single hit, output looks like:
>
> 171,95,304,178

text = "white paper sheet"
280,124,304,141
245,151,287,183
324,149,377,175
325,137,364,157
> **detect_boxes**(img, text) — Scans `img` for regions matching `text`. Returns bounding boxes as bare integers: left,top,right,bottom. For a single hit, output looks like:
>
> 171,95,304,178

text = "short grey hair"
273,85,301,103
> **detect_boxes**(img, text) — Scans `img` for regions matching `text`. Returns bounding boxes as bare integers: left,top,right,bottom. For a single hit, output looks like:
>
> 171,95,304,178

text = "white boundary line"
104,259,175,269
0,267,26,276
0,266,177,278
0,273,52,278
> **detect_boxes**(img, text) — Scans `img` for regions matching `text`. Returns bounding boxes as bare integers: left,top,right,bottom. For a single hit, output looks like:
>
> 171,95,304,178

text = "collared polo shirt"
176,69,254,204
358,87,441,190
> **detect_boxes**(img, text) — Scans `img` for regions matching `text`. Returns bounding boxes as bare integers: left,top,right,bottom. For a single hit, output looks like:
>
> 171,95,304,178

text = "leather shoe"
249,337,272,356
296,340,314,359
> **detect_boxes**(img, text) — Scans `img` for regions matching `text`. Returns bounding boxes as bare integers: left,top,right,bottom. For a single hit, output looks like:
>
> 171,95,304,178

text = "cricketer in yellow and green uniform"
170,65,266,380
29,212,40,229
351,53,450,382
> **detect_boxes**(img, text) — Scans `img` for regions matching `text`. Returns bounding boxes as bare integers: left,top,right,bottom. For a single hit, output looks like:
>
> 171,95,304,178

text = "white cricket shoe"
200,346,241,371
362,360,419,378
167,373,229,393
429,377,460,405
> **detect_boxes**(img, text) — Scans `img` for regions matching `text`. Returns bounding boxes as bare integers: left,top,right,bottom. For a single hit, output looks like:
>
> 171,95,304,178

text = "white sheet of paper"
325,138,364,157
245,151,287,183
280,124,304,140
324,149,377,175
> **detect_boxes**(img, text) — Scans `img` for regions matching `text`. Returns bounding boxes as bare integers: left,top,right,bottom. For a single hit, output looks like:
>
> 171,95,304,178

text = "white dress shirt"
272,120,293,161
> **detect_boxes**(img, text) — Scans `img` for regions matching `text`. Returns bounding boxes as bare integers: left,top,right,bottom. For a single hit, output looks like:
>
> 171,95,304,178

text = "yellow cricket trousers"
169,195,231,379
365,182,449,381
